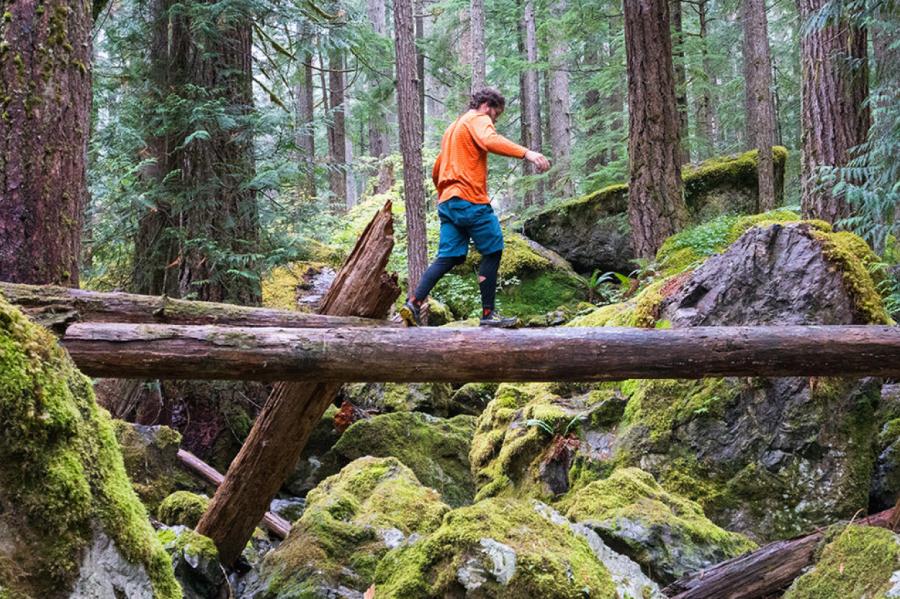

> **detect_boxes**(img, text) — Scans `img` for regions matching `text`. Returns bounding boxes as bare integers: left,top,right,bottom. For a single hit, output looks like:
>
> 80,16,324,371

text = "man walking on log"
400,88,551,328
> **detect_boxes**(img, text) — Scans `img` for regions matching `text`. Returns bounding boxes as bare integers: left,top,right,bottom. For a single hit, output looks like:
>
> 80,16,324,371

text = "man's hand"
524,150,551,173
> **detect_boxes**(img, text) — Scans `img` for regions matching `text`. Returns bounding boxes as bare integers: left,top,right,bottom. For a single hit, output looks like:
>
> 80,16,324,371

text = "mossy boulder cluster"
0,296,180,597
523,147,789,274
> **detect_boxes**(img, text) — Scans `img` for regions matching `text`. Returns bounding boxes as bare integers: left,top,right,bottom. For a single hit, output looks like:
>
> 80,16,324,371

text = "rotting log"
663,507,898,598
176,449,290,539
60,324,900,382
195,201,400,565
0,281,397,333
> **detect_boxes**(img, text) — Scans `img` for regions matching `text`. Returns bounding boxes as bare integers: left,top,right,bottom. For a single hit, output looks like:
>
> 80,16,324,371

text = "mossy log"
0,281,398,332
195,201,400,566
663,507,898,599
175,449,290,538
60,323,900,382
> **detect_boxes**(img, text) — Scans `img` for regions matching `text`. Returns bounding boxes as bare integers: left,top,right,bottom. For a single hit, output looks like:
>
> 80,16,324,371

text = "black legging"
412,250,503,313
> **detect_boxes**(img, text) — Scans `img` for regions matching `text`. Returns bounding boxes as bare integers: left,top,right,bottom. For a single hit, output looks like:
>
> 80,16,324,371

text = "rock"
340,382,455,416
113,420,208,513
783,525,900,598
157,525,229,599
523,148,788,274
0,296,179,597
373,497,629,598
262,261,337,312
322,411,477,507
246,457,448,598
284,404,341,496
872,384,900,511
560,468,755,584
269,497,305,523
157,491,209,528
448,382,499,417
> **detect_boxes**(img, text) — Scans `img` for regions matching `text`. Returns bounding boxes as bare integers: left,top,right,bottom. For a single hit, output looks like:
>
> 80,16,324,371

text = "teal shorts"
437,197,505,258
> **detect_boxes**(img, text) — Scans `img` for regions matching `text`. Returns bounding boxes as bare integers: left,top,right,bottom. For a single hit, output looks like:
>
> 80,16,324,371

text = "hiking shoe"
399,300,421,327
479,311,520,328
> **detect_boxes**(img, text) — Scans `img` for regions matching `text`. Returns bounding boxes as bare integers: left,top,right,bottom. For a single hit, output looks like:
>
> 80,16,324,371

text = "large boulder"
157,526,229,599
523,148,788,274
247,457,449,598
0,296,179,597
374,497,662,598
871,384,900,511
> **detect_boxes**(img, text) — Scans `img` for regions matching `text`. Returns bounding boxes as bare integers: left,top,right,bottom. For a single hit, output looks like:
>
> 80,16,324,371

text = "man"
400,88,550,328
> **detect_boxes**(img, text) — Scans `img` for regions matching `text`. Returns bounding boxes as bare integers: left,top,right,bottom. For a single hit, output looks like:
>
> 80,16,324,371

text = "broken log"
195,201,400,565
61,324,900,382
0,281,397,333
176,449,290,539
663,507,898,598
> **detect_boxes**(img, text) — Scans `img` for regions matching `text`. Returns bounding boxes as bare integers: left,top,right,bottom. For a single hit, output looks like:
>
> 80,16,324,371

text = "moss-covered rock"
783,525,900,598
340,381,455,416
284,403,340,496
560,468,755,584
0,296,179,597
373,497,621,598
523,148,788,274
157,491,209,529
261,261,336,312
448,382,499,416
321,411,477,507
157,526,227,599
250,457,449,598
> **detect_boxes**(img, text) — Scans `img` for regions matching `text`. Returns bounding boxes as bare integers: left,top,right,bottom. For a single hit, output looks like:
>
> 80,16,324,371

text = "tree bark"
0,0,92,286
366,0,391,158
547,0,575,198
0,282,398,333
664,507,899,599
671,0,691,165
624,0,688,259
327,47,348,212
295,23,317,200
60,324,900,382
176,449,290,539
695,0,718,156
797,0,870,224
416,0,426,133
394,0,428,292
742,0,777,211
520,0,544,206
470,0,486,92
195,202,400,566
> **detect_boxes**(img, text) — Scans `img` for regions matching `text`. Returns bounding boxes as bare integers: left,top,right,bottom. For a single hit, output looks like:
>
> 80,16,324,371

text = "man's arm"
432,153,442,189
468,115,529,158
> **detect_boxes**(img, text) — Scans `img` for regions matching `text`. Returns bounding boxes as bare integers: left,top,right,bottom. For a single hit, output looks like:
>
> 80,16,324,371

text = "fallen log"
0,281,397,333
176,449,290,539
61,324,900,382
663,507,898,598
195,201,400,565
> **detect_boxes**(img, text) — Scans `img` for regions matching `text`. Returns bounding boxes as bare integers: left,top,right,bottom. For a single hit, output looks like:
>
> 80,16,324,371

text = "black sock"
479,250,502,315
412,255,466,303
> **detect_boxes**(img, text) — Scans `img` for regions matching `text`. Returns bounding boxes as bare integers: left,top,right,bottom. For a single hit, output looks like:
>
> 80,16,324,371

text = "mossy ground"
259,457,448,597
0,296,180,597
373,497,617,598
784,525,900,598
157,491,209,528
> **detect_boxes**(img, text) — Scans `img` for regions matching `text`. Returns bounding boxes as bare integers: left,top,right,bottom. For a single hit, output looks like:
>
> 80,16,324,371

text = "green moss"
374,497,618,598
262,262,330,311
880,418,900,447
157,491,209,528
260,457,449,596
0,296,180,597
784,525,900,598
157,527,219,564
682,147,788,198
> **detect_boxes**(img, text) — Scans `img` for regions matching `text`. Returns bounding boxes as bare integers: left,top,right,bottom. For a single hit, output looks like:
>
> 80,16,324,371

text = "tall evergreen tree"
547,0,575,197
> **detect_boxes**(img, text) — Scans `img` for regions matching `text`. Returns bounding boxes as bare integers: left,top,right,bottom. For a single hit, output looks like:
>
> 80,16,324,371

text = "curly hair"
468,88,506,110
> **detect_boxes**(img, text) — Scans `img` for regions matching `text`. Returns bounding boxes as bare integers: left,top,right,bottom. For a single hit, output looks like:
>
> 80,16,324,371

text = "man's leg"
411,255,466,305
477,250,502,316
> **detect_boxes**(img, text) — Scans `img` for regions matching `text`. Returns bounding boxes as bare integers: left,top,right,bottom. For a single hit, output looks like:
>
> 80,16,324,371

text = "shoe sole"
399,305,419,327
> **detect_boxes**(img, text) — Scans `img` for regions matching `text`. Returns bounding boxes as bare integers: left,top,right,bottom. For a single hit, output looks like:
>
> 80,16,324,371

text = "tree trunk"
520,0,544,207
416,0,426,133
696,0,718,156
394,0,428,292
327,47,347,212
624,0,688,259
547,0,575,198
664,507,899,599
671,0,691,165
195,202,400,566
0,282,398,333
366,0,391,158
742,0,777,211
60,324,900,382
797,0,870,224
0,0,92,286
470,0,486,92
295,23,316,200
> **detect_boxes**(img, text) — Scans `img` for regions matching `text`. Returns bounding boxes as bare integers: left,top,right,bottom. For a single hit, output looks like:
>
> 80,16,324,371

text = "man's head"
469,88,505,123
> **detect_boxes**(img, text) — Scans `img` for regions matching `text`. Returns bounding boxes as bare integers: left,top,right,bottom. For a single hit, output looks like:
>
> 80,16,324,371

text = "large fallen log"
0,281,397,332
176,449,290,539
663,507,898,598
195,201,400,565
61,323,900,382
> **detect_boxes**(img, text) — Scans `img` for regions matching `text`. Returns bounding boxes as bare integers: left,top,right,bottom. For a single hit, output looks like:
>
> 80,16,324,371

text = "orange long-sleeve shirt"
432,110,529,204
